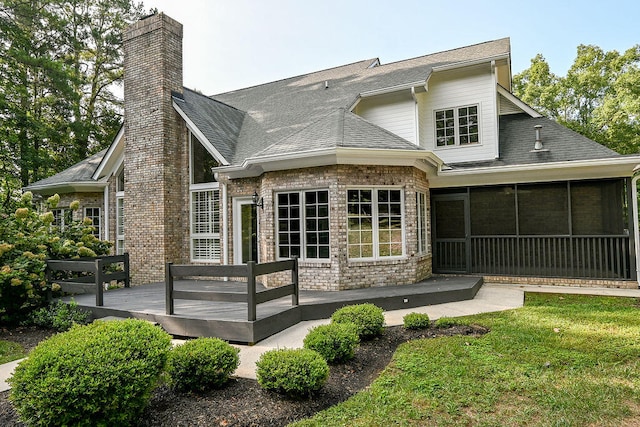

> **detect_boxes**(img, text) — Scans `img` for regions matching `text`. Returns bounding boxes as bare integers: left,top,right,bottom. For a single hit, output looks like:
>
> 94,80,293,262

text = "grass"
0,340,25,365
293,293,640,426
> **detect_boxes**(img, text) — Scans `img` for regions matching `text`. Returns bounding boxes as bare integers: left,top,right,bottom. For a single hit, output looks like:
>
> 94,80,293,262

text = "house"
26,12,640,290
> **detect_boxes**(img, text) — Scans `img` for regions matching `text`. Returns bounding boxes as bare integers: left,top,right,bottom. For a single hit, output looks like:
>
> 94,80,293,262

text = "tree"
513,44,640,155
0,0,145,200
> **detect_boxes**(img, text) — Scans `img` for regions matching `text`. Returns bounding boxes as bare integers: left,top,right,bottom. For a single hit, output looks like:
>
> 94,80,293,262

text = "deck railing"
165,259,299,321
435,236,632,280
46,254,131,306
472,235,632,279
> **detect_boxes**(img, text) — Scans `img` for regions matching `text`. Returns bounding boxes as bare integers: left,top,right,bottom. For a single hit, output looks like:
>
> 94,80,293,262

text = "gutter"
633,171,640,288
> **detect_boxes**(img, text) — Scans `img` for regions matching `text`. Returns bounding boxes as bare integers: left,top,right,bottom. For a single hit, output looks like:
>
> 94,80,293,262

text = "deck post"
123,253,131,287
292,257,299,306
165,262,174,315
247,261,256,321
95,259,104,307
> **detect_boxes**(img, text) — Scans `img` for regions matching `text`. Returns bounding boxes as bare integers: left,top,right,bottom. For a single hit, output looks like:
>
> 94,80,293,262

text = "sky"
142,0,640,96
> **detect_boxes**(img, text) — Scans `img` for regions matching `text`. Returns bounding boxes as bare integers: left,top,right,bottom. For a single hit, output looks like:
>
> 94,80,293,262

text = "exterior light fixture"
252,191,264,209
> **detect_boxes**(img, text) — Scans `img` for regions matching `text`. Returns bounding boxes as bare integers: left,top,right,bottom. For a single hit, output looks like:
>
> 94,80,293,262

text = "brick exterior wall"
224,165,433,291
123,13,189,284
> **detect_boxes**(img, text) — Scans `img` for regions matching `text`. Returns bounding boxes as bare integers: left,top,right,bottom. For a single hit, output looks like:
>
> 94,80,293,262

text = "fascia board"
358,80,428,98
172,101,230,166
431,54,510,73
430,157,640,188
216,148,443,179
26,180,108,196
92,127,124,180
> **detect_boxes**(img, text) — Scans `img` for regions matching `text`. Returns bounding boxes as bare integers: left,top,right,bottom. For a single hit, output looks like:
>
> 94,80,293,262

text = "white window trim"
434,103,481,148
275,189,331,261
84,207,102,239
189,183,221,263
116,192,125,255
347,186,406,261
189,131,222,263
417,192,429,255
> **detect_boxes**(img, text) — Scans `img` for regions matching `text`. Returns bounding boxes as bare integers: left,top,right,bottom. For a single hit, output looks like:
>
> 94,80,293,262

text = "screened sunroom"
431,178,636,280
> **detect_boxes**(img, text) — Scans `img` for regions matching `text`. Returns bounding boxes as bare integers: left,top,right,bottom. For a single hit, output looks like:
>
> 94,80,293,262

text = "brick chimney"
123,13,188,284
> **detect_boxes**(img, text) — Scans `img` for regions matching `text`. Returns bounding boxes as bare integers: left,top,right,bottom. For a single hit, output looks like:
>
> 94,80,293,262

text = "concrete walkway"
2,283,639,390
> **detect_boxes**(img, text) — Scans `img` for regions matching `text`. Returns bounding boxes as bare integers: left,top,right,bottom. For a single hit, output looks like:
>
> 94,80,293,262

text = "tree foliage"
0,0,145,198
513,45,640,154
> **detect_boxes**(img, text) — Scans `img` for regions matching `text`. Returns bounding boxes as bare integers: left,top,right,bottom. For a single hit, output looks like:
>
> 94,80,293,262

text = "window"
277,190,330,260
435,105,479,147
84,207,101,239
347,188,404,259
189,133,221,262
116,197,124,254
191,133,219,184
191,189,220,261
51,208,73,231
416,192,428,254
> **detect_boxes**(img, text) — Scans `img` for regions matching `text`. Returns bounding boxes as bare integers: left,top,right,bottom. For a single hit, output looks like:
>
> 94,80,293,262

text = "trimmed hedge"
166,337,239,392
331,303,385,340
403,312,431,330
434,316,460,328
9,319,172,426
23,299,91,332
303,323,360,363
256,348,329,397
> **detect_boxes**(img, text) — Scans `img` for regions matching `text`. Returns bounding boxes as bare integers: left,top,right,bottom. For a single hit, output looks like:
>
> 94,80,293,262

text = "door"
432,194,470,273
233,198,258,264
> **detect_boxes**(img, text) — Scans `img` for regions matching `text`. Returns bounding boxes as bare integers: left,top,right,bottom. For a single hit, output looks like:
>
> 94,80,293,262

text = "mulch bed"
0,324,487,426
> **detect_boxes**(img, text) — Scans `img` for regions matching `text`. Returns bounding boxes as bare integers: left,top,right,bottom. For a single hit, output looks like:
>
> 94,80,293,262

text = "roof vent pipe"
324,80,329,89
534,124,543,150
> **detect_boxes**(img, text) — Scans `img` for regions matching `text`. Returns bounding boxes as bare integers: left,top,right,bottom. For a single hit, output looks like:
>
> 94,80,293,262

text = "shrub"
0,192,111,324
9,319,172,426
256,348,329,397
23,299,92,332
434,316,460,328
166,337,239,392
403,312,431,330
331,303,385,340
303,323,360,363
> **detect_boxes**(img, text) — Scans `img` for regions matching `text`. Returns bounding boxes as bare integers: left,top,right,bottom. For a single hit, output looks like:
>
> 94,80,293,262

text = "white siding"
418,64,498,164
499,92,525,115
355,92,417,144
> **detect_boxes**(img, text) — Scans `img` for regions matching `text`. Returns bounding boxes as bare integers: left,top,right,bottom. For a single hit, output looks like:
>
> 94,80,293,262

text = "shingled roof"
446,114,620,170
25,149,107,193
176,38,511,165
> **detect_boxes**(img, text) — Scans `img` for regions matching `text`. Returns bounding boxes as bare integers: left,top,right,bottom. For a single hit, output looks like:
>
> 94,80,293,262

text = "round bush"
256,348,329,397
9,319,172,426
167,337,239,392
303,323,360,364
403,312,431,330
434,316,459,328
331,303,385,340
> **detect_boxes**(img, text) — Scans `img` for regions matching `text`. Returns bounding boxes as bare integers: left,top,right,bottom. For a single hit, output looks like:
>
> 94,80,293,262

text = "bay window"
347,188,404,259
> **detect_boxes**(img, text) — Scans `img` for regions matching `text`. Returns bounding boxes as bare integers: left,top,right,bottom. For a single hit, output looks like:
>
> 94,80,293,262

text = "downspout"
632,174,640,288
411,87,420,145
103,185,109,243
222,181,229,266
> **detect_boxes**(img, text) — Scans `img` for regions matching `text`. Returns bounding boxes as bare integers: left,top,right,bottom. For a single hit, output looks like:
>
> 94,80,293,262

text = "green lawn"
293,293,640,426
0,340,25,365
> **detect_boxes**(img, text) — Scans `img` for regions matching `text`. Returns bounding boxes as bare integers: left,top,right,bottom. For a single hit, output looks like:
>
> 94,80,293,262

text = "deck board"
62,276,482,343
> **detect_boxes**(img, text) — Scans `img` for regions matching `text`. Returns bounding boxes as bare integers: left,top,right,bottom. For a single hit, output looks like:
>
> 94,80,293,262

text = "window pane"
277,192,301,259
191,189,220,261
191,134,219,184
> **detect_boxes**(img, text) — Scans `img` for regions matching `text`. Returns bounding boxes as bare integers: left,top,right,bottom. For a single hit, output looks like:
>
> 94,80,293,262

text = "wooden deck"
63,276,483,344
